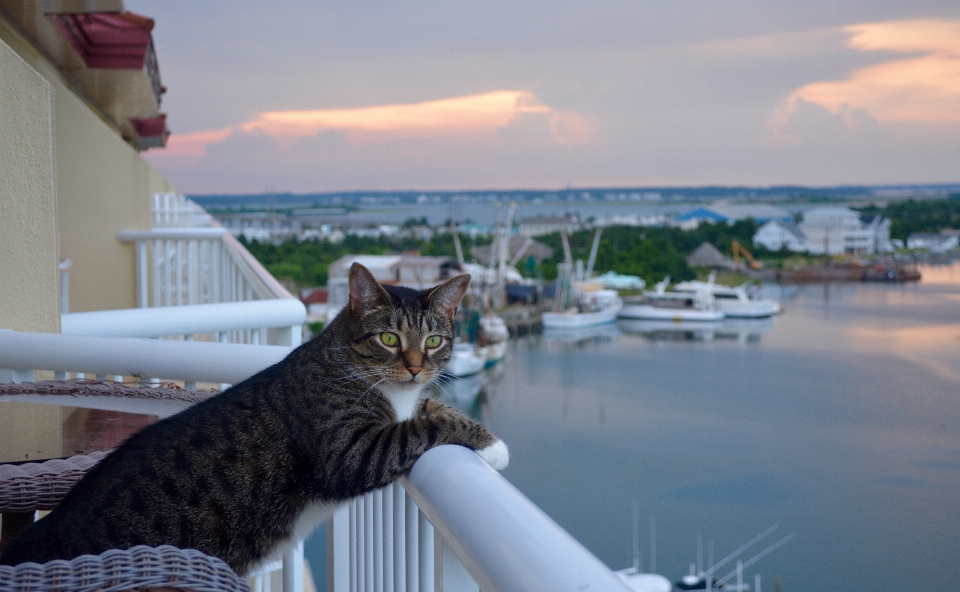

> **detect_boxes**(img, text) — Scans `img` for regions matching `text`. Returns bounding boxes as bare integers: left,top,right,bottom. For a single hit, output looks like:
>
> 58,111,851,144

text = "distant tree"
855,194,960,240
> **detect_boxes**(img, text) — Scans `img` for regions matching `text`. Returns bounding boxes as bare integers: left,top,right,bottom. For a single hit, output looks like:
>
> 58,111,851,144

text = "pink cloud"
771,19,960,143
151,90,588,161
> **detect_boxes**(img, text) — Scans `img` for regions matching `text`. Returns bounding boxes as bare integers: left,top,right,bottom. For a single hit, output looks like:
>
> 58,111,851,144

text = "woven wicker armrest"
0,545,250,592
0,452,108,513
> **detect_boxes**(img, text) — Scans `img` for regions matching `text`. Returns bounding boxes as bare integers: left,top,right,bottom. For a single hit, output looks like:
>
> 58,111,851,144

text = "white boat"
673,274,780,318
618,277,724,322
541,288,623,330
445,342,485,377
479,314,509,343
478,314,509,367
615,568,672,592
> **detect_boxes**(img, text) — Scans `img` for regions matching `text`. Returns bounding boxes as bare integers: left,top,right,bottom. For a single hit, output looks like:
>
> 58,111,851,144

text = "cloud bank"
772,19,960,143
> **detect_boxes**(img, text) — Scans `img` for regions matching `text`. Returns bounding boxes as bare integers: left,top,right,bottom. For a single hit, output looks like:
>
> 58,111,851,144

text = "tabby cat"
0,263,507,574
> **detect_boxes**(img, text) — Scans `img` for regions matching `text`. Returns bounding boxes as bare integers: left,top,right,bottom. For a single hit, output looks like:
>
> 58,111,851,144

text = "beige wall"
55,89,176,312
0,37,60,333
0,12,177,313
0,37,63,461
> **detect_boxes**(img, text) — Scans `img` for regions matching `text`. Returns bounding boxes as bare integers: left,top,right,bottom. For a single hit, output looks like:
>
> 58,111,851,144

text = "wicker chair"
0,382,248,592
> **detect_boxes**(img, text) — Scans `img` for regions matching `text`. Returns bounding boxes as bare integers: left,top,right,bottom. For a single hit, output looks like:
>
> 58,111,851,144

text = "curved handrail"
0,330,291,385
61,299,305,339
401,445,630,592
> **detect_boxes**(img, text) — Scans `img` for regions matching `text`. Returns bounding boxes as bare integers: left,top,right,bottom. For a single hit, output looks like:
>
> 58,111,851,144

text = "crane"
731,239,763,270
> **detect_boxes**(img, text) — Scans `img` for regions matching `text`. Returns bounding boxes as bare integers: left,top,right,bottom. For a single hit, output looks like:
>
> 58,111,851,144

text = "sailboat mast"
586,228,602,278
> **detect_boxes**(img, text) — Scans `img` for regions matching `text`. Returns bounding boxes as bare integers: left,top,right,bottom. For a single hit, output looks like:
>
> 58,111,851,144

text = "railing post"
392,483,406,592
364,493,374,592
373,489,384,592
418,509,434,592
136,241,149,308
328,505,351,592
283,540,304,592
405,493,418,591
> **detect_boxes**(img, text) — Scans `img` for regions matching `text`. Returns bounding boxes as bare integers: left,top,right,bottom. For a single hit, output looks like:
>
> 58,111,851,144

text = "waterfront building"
517,214,581,237
907,231,960,252
672,204,794,229
799,207,892,255
753,220,808,252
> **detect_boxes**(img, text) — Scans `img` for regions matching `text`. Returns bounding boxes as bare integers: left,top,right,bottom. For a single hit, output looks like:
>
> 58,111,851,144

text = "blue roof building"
673,204,794,226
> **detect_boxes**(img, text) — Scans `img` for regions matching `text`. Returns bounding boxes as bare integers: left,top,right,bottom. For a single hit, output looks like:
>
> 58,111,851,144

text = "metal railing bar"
61,300,305,340
0,331,291,385
401,445,631,592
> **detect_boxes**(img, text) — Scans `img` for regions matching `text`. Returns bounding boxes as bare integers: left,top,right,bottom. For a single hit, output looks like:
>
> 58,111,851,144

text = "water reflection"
541,323,621,346
617,317,776,344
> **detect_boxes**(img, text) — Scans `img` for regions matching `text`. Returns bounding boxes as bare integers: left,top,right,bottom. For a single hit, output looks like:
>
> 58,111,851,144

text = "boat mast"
586,227,602,279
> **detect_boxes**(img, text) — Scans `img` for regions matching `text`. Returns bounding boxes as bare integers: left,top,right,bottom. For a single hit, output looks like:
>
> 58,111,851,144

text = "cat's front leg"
417,398,509,470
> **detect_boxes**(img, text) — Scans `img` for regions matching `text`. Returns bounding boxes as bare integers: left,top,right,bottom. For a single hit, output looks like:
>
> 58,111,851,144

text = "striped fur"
0,264,504,575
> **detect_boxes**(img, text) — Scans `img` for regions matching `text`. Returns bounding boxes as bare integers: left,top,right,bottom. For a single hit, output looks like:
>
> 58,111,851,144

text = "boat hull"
541,300,623,329
716,300,779,318
618,304,724,322
446,344,486,377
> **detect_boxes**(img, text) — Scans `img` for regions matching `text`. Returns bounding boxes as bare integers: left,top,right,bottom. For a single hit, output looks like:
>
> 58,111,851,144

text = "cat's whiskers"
354,378,389,411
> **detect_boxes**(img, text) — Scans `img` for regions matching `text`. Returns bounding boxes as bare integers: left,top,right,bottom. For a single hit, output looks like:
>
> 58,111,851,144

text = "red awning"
51,11,154,69
130,113,169,149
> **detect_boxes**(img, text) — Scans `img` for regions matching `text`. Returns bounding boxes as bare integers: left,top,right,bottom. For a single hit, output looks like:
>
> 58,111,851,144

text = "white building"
907,232,960,252
517,215,580,237
753,221,807,252
798,207,891,255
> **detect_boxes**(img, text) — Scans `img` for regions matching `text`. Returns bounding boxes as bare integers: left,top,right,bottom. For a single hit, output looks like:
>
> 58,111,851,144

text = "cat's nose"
407,366,422,376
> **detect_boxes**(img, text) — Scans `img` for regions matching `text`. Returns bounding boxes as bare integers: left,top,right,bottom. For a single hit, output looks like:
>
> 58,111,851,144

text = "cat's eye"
425,335,442,349
380,332,400,347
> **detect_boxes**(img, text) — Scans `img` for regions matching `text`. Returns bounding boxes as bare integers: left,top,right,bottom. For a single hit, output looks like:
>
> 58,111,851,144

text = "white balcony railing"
116,194,298,348
0,330,630,592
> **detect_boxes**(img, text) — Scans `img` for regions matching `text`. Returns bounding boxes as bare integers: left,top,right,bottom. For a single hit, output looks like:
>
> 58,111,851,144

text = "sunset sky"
131,1,960,194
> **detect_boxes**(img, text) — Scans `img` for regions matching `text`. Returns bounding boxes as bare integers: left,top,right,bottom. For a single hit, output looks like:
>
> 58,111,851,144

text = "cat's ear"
426,274,471,318
349,263,392,315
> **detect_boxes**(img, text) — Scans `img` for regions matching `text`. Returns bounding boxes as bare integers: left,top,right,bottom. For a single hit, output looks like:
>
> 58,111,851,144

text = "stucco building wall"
0,37,60,333
0,37,63,461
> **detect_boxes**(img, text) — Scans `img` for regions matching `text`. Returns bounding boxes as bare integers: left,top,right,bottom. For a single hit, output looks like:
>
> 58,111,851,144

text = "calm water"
308,263,960,591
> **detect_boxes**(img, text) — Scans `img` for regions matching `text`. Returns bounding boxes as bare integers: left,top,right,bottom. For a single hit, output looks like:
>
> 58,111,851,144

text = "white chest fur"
378,383,425,421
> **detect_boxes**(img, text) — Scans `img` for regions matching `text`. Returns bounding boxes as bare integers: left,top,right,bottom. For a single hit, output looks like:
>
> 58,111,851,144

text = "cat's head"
342,262,470,387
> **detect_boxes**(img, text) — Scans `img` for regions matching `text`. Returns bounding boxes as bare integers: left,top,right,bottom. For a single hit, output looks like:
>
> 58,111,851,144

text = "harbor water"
308,262,960,591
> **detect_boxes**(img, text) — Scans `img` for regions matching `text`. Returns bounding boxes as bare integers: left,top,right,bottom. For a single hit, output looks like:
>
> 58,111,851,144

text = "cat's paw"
477,440,509,470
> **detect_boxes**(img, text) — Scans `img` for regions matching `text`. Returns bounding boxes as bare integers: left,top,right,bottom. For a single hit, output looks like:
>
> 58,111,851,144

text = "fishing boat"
618,277,724,322
673,274,780,318
541,288,623,329
615,504,672,592
615,568,672,592
478,314,509,367
445,342,486,377
542,230,623,330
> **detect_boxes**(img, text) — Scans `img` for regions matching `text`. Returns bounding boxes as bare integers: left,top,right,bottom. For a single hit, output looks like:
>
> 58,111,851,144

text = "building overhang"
33,2,168,151
130,113,169,149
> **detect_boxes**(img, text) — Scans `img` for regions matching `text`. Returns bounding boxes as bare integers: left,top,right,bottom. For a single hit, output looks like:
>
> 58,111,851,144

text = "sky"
130,1,960,194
